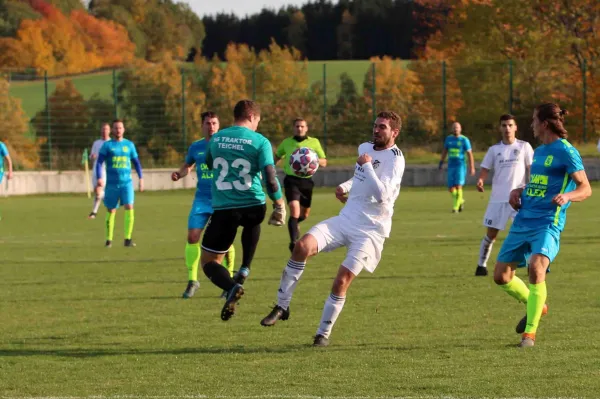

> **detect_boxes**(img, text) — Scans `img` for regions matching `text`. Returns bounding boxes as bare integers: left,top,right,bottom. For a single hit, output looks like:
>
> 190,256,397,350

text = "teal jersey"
444,135,472,167
0,141,8,173
207,126,275,210
512,139,584,232
99,139,139,185
185,139,212,200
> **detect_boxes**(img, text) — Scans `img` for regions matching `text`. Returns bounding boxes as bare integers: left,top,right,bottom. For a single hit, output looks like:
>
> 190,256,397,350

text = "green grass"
2,186,600,397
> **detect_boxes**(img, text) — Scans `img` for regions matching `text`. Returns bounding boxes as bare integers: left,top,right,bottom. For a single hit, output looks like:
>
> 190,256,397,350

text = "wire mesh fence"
1,58,597,171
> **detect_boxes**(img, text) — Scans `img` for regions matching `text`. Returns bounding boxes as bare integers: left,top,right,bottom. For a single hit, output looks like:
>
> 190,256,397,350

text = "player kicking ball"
261,111,405,347
474,114,533,276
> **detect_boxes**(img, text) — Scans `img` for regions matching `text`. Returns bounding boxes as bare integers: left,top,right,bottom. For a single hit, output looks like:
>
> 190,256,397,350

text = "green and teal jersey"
207,126,276,210
99,139,139,185
185,138,212,201
513,139,584,232
444,135,472,168
0,141,8,173
276,136,326,177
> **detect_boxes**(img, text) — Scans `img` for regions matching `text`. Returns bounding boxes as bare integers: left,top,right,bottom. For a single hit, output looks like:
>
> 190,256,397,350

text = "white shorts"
306,215,386,276
483,202,517,230
92,166,106,188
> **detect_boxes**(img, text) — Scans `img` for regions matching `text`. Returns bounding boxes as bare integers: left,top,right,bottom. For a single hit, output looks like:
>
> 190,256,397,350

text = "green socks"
525,282,547,334
106,212,116,241
124,209,134,240
499,276,529,303
457,187,464,206
451,189,459,211
185,243,200,281
223,245,236,277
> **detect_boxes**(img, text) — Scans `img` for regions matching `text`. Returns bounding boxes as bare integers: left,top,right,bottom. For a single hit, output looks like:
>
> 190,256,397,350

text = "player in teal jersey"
493,103,592,348
96,120,144,248
200,99,286,321
171,111,235,299
275,118,327,252
0,140,13,220
438,122,475,212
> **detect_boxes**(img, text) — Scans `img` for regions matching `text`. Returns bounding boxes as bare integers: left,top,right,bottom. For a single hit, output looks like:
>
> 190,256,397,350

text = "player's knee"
300,208,310,220
187,230,201,244
292,236,317,259
493,265,511,285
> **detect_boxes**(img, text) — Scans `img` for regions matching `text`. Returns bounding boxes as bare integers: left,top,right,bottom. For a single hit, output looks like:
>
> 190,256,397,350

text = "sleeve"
313,139,326,159
0,143,7,157
184,144,196,166
480,147,494,170
99,142,108,157
464,137,472,151
275,140,286,158
525,143,534,166
258,137,276,170
360,155,405,203
563,145,584,175
443,136,450,150
129,142,139,159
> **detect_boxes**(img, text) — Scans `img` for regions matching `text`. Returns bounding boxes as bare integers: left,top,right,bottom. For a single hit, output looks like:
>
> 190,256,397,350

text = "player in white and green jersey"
200,100,286,321
275,118,327,252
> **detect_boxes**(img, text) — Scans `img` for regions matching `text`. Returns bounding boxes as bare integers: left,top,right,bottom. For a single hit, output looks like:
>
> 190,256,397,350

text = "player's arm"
438,148,448,170
314,140,327,167
274,141,286,165
553,170,591,204
477,148,494,192
3,153,13,180
129,143,144,192
357,153,405,203
259,139,286,226
336,177,353,203
172,145,196,181
467,150,475,175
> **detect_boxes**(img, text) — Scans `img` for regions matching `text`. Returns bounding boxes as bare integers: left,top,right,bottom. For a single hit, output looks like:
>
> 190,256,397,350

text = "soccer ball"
289,147,319,177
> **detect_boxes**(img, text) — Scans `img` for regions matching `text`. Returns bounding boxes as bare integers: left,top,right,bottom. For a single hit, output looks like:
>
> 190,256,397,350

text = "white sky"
183,0,309,18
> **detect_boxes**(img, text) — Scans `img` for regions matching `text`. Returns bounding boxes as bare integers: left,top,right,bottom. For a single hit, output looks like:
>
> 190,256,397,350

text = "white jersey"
338,142,405,237
90,139,108,178
480,139,533,203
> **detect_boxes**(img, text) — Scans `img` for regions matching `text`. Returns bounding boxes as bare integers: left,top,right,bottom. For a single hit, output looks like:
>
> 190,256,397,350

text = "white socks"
276,259,305,310
316,293,346,338
478,236,495,267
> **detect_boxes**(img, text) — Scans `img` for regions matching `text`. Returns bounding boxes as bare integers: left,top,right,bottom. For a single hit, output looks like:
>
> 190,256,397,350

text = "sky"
184,0,309,18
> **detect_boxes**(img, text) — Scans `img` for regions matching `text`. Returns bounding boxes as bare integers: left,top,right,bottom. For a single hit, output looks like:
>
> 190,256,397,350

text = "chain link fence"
2,59,598,170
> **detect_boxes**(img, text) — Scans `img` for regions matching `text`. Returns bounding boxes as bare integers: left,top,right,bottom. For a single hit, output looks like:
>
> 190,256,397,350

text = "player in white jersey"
474,114,533,276
260,111,405,347
88,123,111,219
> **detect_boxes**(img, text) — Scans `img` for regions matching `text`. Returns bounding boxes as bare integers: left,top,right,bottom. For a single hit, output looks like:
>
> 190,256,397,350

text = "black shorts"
283,175,315,208
201,204,266,253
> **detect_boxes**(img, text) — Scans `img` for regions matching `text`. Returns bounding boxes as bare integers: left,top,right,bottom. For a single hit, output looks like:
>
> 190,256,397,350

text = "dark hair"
293,118,306,125
535,103,568,138
112,119,124,126
233,100,260,121
201,111,218,123
499,114,516,123
376,111,402,131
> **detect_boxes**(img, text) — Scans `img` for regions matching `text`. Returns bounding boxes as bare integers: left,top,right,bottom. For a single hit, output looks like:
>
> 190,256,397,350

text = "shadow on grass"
3,257,182,265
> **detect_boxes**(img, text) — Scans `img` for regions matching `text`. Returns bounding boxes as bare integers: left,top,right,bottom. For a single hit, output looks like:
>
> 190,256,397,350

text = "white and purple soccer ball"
289,147,319,177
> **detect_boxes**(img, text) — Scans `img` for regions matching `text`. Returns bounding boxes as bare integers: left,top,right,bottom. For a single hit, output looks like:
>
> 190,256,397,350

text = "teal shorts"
104,183,134,209
447,165,466,187
188,197,212,230
497,227,560,264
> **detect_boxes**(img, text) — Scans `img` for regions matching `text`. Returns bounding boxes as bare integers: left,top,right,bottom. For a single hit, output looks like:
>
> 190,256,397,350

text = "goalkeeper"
200,99,286,321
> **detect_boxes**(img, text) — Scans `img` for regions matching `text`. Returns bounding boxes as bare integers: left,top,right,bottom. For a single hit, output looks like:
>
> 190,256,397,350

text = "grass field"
1,186,600,398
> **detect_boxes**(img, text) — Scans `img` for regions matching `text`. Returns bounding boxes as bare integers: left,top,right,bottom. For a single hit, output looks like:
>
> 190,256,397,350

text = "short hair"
376,111,402,131
535,103,568,138
499,114,516,123
112,119,124,126
101,122,110,128
201,111,218,123
233,100,260,121
293,118,306,125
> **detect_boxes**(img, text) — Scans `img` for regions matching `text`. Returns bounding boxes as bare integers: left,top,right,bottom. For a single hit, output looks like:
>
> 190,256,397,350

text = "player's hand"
509,188,523,210
97,178,105,188
139,178,144,193
268,201,286,226
476,178,484,193
335,186,348,203
438,160,444,170
171,171,180,182
552,193,570,206
470,167,476,176
357,153,372,166
7,171,12,180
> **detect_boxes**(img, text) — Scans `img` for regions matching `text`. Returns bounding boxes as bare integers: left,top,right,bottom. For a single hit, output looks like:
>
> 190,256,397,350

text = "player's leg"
231,204,266,285
447,169,459,212
284,176,303,252
476,203,506,276
296,178,314,237
122,184,135,247
223,244,236,277
182,201,211,298
261,216,346,327
103,185,119,247
0,173,4,220
89,174,103,219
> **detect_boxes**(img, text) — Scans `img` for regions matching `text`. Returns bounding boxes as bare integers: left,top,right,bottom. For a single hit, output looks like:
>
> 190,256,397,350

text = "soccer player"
438,122,475,212
200,99,286,321
275,118,327,252
260,111,405,347
474,115,534,276
493,103,591,348
88,123,111,219
0,139,13,220
171,111,236,299
96,119,144,248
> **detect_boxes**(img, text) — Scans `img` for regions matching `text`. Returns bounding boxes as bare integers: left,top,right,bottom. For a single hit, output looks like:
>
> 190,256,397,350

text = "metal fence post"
252,65,256,101
508,59,513,114
44,70,52,169
582,59,587,143
181,69,186,149
442,61,447,137
371,62,376,120
113,69,118,119
322,63,327,153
